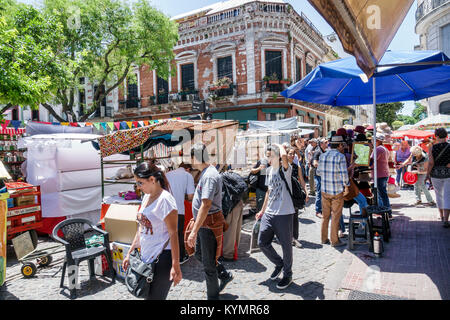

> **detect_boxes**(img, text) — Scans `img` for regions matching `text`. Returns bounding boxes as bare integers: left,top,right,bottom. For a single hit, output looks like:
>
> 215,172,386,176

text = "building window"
441,23,450,57
31,109,39,121
157,76,168,104
265,113,286,121
439,100,450,115
295,57,302,82
306,63,313,75
297,115,304,123
127,82,139,108
217,56,233,81
265,50,282,79
12,108,18,121
181,63,195,91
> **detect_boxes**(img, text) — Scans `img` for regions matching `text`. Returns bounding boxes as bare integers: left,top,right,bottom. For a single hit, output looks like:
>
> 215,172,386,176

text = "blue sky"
21,0,420,115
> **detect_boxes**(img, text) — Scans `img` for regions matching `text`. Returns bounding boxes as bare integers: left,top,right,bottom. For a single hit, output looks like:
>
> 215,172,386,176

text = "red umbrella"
392,129,434,139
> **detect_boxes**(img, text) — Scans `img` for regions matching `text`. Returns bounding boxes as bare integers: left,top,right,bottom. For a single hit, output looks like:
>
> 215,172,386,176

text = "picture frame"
351,142,372,167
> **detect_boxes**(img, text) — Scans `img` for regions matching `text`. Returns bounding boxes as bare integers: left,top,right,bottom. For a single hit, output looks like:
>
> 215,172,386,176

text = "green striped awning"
296,109,307,116
213,109,258,124
308,112,317,118
262,108,289,114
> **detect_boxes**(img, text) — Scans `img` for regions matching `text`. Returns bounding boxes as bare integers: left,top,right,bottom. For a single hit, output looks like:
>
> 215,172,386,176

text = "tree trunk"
41,103,66,122
0,103,13,116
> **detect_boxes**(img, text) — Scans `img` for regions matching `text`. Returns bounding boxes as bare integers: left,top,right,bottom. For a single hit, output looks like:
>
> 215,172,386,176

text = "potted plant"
268,73,280,84
280,78,291,85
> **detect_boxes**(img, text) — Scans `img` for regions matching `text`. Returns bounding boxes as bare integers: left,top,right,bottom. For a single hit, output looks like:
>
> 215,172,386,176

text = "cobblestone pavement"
1,189,448,300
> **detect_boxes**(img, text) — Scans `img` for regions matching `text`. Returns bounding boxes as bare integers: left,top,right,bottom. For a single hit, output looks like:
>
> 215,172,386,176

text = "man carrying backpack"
221,170,248,261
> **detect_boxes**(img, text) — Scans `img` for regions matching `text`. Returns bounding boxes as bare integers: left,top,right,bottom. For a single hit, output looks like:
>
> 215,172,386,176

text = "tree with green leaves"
375,102,404,127
0,0,69,120
40,0,179,122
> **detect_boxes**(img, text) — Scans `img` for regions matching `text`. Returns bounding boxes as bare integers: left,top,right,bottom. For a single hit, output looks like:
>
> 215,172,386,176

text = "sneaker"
292,239,303,248
179,254,190,265
218,272,234,292
316,212,323,218
331,241,346,247
270,265,283,280
276,276,293,290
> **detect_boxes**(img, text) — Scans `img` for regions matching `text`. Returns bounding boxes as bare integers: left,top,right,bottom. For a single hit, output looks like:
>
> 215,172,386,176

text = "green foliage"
376,102,404,127
1,0,179,121
412,102,427,122
397,114,416,125
0,0,69,109
391,120,405,130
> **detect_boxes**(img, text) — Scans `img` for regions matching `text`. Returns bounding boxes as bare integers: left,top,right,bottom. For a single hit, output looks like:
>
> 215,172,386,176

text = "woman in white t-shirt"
122,162,182,300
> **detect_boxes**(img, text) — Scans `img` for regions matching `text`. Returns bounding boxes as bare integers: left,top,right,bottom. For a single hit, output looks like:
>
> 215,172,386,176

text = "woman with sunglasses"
122,162,182,299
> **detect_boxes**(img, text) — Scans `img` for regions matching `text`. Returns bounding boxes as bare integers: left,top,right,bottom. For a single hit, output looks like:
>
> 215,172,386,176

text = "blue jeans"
314,175,322,213
396,167,406,185
354,192,368,213
377,177,391,210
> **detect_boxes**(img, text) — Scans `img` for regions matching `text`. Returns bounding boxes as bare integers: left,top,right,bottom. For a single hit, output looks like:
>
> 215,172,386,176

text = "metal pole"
372,77,378,206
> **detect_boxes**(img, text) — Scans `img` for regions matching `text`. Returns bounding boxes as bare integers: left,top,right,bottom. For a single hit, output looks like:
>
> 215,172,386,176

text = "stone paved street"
1,189,449,300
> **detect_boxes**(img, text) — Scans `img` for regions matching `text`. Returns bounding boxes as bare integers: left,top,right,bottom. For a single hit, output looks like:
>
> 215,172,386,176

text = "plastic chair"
52,218,115,299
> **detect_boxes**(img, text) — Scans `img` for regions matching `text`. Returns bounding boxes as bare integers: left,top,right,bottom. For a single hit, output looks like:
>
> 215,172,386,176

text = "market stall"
18,133,130,234
95,119,239,277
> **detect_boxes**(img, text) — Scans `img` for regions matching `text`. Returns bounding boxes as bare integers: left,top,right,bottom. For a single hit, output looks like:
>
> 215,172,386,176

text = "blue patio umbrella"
281,50,450,201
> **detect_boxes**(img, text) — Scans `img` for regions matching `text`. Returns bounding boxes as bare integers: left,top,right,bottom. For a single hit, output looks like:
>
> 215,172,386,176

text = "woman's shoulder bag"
125,239,170,298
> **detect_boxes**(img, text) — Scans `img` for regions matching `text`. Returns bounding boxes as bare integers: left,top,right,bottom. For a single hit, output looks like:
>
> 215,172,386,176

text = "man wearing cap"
371,134,392,217
316,135,349,247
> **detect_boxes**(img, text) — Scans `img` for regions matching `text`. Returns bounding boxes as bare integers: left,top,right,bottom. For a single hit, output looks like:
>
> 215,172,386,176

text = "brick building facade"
114,0,337,136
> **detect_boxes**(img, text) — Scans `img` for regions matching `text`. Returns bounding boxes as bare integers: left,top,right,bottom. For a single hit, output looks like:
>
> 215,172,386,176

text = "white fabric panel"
41,183,133,218
57,167,123,192
55,140,128,172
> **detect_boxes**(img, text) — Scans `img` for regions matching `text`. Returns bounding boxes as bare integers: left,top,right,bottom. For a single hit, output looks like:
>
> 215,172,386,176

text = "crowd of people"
120,126,449,300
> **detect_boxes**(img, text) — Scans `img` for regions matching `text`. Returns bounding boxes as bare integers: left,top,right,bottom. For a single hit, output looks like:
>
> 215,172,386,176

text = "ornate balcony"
416,0,450,23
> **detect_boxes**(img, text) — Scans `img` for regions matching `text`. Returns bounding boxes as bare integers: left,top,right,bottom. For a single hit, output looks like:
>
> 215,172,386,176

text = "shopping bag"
249,220,261,254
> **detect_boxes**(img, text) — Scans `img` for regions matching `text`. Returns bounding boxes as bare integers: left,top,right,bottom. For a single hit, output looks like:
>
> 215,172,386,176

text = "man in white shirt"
166,163,195,264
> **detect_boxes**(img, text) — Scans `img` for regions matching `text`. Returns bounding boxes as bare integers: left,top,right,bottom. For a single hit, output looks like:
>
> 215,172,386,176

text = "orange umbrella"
392,129,434,139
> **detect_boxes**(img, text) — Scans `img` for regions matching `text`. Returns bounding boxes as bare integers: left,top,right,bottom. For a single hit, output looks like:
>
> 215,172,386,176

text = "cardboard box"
110,242,132,279
104,204,139,244
14,195,36,207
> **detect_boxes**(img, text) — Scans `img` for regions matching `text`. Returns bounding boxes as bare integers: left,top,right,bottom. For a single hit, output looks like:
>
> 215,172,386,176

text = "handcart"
11,231,65,278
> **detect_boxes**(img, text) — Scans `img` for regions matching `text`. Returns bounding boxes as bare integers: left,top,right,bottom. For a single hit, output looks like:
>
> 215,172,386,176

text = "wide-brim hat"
330,135,345,145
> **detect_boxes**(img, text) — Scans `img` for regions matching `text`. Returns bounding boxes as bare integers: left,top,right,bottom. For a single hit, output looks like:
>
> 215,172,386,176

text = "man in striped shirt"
316,135,349,247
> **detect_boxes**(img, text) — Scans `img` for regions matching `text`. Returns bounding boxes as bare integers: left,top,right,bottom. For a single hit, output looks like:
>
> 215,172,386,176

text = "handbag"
279,166,306,211
430,144,450,179
247,172,259,189
343,178,360,201
125,239,169,298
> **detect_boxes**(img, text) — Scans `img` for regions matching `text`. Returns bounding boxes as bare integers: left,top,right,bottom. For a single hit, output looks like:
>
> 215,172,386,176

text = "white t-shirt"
166,168,195,215
138,190,177,263
265,165,295,216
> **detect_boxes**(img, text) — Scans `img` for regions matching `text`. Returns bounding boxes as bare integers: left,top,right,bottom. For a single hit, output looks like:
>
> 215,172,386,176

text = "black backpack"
279,166,306,211
221,172,248,217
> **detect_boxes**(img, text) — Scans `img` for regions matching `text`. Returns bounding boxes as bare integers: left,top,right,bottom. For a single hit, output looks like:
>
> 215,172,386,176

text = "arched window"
439,100,450,115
